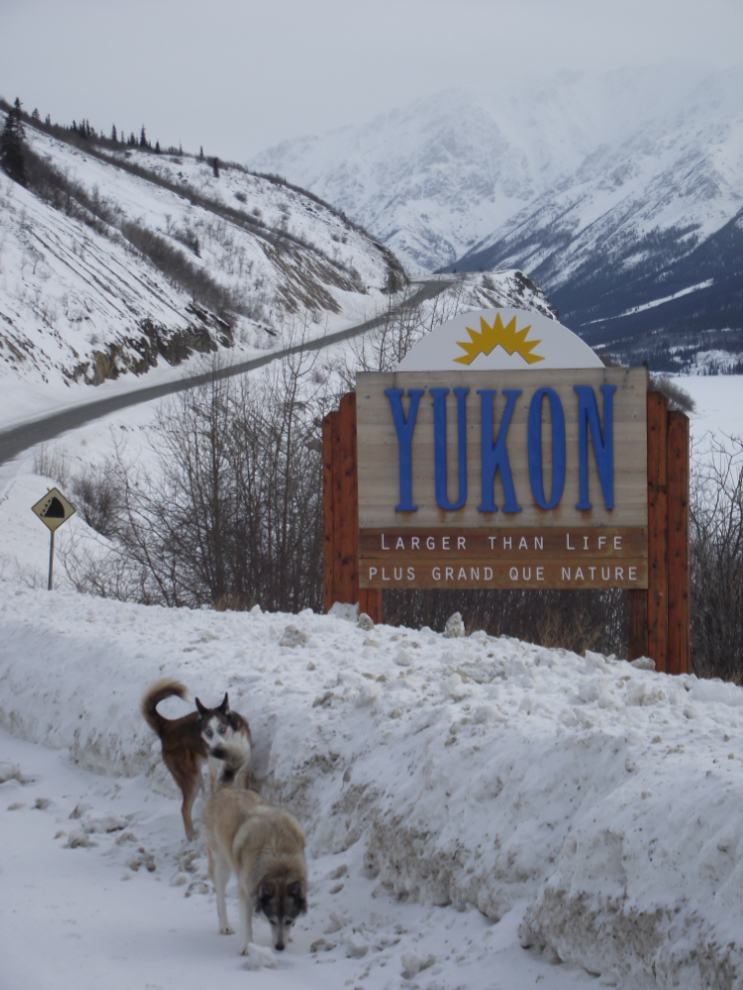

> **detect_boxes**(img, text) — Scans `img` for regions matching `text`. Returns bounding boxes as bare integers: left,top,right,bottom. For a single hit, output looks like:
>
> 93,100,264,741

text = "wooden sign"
323,306,687,675
356,367,648,590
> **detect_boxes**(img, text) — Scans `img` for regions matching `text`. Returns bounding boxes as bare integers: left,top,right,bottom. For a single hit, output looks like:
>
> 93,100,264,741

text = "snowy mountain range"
250,65,743,373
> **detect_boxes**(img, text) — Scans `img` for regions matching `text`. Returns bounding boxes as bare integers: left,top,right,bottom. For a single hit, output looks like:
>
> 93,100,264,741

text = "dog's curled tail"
141,678,191,736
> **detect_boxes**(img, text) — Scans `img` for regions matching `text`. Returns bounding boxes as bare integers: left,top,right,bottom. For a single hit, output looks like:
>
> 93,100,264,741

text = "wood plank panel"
646,390,669,672
359,558,647,590
357,367,648,529
360,526,647,558
324,399,383,619
627,589,648,660
358,588,383,623
667,410,690,675
331,405,344,605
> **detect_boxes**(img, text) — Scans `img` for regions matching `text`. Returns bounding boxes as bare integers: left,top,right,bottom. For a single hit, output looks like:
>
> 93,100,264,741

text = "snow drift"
1,575,742,988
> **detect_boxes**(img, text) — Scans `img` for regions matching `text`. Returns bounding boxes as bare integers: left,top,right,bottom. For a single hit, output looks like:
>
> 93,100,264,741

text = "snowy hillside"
250,66,743,372
0,108,406,399
249,68,716,274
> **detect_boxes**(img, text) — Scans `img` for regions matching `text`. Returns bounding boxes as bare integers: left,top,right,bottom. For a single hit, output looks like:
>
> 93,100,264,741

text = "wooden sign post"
323,392,383,622
627,394,690,673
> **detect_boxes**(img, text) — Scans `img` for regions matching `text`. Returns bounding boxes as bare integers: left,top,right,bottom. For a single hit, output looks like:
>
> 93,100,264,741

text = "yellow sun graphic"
454,313,545,366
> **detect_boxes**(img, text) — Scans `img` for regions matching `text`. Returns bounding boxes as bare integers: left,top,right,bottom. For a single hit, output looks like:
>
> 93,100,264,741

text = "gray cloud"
1,0,741,161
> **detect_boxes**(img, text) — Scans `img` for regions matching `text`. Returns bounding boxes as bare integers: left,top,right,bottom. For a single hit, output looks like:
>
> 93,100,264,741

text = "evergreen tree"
155,140,161,153
31,108,40,121
1,98,27,186
140,125,147,148
212,156,220,178
111,124,118,143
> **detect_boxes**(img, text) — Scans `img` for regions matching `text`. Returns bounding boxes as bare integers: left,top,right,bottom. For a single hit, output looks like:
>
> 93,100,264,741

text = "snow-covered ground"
675,374,743,442
1,609,615,990
2,568,743,990
1,372,743,989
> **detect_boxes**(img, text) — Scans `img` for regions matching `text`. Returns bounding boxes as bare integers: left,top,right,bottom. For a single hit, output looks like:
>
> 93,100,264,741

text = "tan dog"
141,678,251,840
202,789,308,954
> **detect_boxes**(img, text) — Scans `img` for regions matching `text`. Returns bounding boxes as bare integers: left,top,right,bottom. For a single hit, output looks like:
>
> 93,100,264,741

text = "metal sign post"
31,487,76,590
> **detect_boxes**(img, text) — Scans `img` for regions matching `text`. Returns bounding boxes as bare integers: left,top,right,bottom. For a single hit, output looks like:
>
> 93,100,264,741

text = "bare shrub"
333,281,468,391
384,587,627,656
171,224,201,257
120,220,239,315
66,350,327,612
32,444,70,486
70,462,122,538
24,145,115,235
690,435,743,682
536,598,606,655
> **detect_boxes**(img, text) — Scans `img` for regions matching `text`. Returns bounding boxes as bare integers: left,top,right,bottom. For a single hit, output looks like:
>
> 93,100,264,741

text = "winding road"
0,279,449,468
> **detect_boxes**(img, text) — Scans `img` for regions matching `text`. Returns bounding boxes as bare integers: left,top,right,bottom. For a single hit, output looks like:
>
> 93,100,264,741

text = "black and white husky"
141,678,251,840
197,694,252,791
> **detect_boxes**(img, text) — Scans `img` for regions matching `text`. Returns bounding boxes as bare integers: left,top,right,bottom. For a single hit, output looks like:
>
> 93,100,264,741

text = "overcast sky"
1,0,742,162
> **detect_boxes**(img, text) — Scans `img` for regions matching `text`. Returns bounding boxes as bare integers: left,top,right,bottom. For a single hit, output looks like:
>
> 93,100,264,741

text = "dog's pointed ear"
288,880,307,913
195,697,208,716
258,881,274,900
219,692,230,714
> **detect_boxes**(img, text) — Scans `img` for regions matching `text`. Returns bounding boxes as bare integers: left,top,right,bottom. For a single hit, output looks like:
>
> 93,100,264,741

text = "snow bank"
1,578,743,988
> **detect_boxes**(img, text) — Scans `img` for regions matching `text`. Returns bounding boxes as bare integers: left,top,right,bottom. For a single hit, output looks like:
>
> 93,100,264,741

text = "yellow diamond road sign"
31,487,76,532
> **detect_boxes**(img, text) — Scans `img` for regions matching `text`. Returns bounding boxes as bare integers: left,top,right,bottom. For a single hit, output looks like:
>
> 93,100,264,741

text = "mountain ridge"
250,66,743,372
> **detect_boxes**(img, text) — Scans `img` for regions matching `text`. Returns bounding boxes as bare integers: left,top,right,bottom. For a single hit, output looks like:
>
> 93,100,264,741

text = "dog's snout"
275,941,285,951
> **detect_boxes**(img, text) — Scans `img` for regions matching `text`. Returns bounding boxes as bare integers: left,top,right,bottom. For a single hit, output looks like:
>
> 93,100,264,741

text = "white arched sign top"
395,307,603,372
